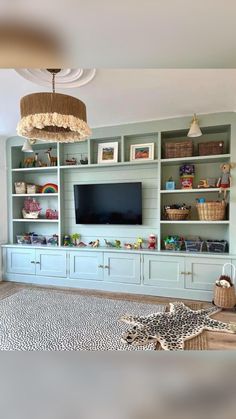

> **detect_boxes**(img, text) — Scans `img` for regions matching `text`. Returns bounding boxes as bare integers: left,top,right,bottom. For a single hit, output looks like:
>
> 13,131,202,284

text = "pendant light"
21,139,33,152
187,113,202,138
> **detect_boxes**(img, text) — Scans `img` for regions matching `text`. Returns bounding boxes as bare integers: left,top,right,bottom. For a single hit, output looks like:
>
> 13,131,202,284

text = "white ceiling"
1,69,236,137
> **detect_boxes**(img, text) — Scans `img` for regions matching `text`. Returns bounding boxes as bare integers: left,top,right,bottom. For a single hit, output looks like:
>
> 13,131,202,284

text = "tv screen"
74,182,142,225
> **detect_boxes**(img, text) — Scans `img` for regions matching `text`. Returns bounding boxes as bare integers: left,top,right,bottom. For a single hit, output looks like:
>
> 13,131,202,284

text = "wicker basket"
196,201,226,221
165,140,193,158
165,208,190,220
198,141,224,156
14,182,26,194
213,263,236,309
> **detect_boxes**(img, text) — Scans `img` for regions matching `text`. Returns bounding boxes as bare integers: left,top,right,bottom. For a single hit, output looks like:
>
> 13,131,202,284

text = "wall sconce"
187,114,202,138
21,139,36,153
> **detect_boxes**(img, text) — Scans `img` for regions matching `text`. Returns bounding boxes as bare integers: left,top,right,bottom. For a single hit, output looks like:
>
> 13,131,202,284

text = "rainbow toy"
41,183,58,193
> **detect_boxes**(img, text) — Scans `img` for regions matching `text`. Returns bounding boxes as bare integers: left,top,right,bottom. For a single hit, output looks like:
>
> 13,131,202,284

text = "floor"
0,281,236,350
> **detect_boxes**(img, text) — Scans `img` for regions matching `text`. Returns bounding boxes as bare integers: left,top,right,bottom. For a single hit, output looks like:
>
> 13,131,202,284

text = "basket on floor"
196,201,226,221
213,263,236,309
165,208,190,220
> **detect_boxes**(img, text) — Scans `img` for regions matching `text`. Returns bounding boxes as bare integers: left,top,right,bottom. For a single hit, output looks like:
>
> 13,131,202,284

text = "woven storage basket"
196,201,226,221
213,263,236,309
165,140,193,158
165,208,190,220
15,182,26,194
198,141,224,156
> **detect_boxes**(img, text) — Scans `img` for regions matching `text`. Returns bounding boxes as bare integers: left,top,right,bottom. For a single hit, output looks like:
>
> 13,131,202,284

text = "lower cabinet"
6,248,67,278
143,255,185,289
184,257,230,291
69,251,140,284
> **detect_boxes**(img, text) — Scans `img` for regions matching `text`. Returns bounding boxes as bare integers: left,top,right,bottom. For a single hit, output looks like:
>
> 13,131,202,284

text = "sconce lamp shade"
22,139,33,152
17,92,91,143
187,114,202,138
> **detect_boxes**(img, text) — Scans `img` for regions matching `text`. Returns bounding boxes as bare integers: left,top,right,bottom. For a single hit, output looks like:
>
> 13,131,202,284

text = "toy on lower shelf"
46,209,59,220
114,240,121,248
124,243,133,250
89,239,100,248
163,235,184,251
41,183,58,193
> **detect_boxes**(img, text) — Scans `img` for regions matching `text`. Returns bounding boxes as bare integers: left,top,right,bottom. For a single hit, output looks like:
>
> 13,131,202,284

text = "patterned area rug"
0,289,165,351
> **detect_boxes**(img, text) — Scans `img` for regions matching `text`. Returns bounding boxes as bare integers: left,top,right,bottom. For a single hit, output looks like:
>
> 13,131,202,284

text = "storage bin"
185,240,204,252
16,234,31,245
196,201,226,221
206,240,228,253
14,182,26,194
164,241,183,251
164,140,193,158
26,184,42,194
198,141,224,156
165,208,190,220
30,235,46,245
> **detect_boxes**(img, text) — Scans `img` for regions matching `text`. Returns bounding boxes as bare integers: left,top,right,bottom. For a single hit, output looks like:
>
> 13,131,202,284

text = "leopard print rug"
120,302,236,350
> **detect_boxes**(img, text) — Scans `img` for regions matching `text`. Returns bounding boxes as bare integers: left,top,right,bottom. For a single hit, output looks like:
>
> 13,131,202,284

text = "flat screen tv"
74,182,142,225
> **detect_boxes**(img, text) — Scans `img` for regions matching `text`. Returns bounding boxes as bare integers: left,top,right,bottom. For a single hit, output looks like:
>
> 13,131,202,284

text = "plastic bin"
185,240,204,252
206,241,228,253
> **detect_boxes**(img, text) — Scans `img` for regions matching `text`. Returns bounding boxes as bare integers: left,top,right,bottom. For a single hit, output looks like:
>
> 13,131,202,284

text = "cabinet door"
69,251,104,281
143,255,185,288
103,253,141,284
184,257,229,291
6,248,36,275
35,249,67,278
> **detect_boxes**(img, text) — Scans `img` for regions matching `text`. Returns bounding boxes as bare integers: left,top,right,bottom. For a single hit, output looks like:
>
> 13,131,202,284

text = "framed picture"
130,143,154,161
98,142,118,164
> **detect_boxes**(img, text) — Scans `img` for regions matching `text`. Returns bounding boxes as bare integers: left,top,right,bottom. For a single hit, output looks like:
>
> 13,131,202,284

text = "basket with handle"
213,263,236,309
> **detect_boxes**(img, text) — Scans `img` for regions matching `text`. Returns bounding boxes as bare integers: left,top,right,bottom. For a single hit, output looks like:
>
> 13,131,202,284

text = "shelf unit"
6,116,234,253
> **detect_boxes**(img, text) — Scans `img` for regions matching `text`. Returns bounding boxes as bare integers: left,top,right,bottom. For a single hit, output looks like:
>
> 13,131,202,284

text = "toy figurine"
77,241,87,247
148,234,156,250
104,239,115,247
136,237,143,249
71,233,81,246
89,239,100,248
217,163,235,198
124,243,133,250
115,240,121,248
63,235,71,246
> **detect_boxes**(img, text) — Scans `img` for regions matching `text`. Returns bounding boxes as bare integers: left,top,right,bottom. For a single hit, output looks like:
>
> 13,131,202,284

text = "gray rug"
0,289,165,351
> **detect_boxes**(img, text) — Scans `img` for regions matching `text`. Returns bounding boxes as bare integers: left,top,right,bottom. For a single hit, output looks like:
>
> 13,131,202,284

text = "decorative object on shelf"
179,164,195,189
165,177,175,190
89,239,100,248
217,162,235,198
148,234,156,250
97,142,118,164
114,240,121,248
164,204,191,221
26,184,42,194
46,209,59,220
213,263,236,309
163,236,184,251
71,233,81,246
41,183,58,193
164,140,193,159
134,237,143,249
196,200,226,221
30,233,47,245
196,197,206,203
77,241,87,247
184,239,204,252
16,234,31,245
65,157,77,165
45,148,58,166
22,198,42,219
197,178,217,189
63,235,72,246
130,143,154,161
80,154,88,164
104,239,115,248
17,69,91,143
206,240,228,253
198,141,224,156
124,243,133,250
187,114,202,138
120,302,236,351
22,139,35,153
47,234,59,246
23,155,35,168
15,182,26,194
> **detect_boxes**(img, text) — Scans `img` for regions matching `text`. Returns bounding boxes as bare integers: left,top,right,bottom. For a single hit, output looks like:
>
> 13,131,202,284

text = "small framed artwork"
98,142,118,164
130,143,154,161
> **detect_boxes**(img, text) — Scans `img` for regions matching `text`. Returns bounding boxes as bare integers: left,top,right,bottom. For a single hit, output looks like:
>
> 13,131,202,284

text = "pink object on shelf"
46,209,59,220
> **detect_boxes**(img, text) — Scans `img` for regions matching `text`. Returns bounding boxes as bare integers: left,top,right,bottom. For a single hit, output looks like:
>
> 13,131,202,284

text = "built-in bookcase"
6,113,235,253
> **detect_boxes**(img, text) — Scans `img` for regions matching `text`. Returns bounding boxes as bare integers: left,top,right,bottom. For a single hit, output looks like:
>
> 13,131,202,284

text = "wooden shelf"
12,167,58,172
12,193,58,197
160,220,230,224
12,219,59,223
60,159,159,169
160,188,229,194
161,154,230,166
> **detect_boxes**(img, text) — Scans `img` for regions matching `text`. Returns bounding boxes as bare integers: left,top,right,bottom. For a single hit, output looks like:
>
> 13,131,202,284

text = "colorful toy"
135,237,143,249
46,209,58,219
148,234,156,250
163,235,184,251
180,164,195,189
165,177,175,190
63,235,72,246
104,239,115,247
124,243,133,249
41,183,58,193
47,234,59,246
22,198,41,219
217,163,235,198
71,233,81,246
78,241,87,247
89,239,100,248
115,240,121,248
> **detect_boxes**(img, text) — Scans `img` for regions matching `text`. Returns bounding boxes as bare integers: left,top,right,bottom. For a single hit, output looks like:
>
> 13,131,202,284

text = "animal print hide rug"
120,302,236,350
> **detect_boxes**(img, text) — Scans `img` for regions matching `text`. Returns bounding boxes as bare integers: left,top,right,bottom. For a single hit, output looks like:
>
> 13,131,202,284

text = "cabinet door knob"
98,264,104,268
35,261,40,264
186,271,192,275
31,261,35,264
104,265,109,269
180,271,185,275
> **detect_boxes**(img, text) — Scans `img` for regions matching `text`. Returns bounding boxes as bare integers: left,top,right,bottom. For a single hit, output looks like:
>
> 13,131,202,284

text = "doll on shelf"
217,163,235,198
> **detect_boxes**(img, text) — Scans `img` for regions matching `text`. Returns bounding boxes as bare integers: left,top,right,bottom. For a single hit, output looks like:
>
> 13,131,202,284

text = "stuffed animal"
148,234,156,250
217,163,235,198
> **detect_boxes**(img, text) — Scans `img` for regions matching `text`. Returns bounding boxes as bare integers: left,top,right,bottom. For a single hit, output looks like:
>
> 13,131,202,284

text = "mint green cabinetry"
69,251,103,281
185,257,230,291
35,249,67,278
103,252,140,284
6,247,36,275
143,255,185,289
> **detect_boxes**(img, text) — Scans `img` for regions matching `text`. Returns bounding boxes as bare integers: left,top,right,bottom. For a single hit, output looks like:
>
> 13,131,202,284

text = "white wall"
0,136,7,278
